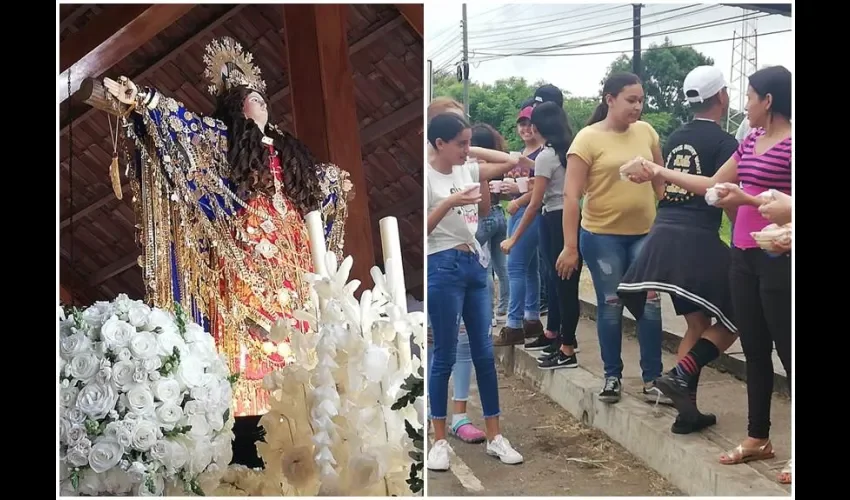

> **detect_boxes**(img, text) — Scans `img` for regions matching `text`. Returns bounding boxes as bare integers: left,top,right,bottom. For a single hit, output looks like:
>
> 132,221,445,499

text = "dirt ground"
427,367,681,496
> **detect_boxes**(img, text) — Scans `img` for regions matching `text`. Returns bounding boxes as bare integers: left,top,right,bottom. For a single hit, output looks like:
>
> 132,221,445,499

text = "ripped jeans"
579,229,663,383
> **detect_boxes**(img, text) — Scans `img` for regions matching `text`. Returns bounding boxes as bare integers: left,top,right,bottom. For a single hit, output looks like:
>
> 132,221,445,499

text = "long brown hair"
212,85,322,215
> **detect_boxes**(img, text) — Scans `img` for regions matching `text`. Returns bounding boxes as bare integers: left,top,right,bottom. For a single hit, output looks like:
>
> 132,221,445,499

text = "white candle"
379,217,411,373
304,210,328,277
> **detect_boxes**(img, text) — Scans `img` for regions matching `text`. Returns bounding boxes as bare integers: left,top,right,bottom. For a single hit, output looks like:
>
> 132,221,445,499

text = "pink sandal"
450,417,486,443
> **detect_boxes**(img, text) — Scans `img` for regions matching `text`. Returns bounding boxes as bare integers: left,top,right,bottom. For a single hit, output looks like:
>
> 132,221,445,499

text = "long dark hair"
587,72,642,126
470,123,507,151
427,112,470,148
531,102,573,167
213,85,322,215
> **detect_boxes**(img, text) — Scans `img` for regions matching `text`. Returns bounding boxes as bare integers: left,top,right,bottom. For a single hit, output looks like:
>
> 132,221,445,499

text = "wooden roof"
59,3,424,304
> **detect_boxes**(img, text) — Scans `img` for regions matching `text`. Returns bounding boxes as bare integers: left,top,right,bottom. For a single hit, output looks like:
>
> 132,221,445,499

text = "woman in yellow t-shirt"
555,72,668,405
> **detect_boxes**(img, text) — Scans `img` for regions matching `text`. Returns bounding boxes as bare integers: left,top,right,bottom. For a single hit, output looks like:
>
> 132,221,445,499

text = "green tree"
605,38,713,127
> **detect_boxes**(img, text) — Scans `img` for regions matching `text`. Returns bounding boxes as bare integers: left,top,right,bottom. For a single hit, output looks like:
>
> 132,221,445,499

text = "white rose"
183,400,205,417
152,378,181,403
127,461,147,482
156,331,186,358
82,306,108,328
162,439,189,472
149,439,169,462
188,337,217,363
148,371,161,382
114,294,133,313
77,383,118,420
60,332,92,360
142,357,162,372
127,303,152,328
68,353,100,382
175,357,204,388
110,360,135,392
125,385,156,416
133,365,148,384
65,407,87,425
206,409,225,432
88,438,123,473
155,402,183,430
129,331,159,360
96,366,112,384
66,424,88,446
146,309,175,333
184,323,209,344
60,386,80,408
131,420,159,451
66,440,92,467
100,316,136,349
116,348,132,361
188,413,212,438
208,356,230,378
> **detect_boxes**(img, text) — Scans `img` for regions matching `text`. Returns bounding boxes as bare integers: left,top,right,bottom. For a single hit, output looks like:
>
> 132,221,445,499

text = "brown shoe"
522,319,544,339
493,326,524,346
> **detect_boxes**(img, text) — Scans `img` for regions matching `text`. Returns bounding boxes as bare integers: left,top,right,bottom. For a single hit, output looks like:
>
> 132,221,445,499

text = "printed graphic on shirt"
450,185,479,225
663,143,702,203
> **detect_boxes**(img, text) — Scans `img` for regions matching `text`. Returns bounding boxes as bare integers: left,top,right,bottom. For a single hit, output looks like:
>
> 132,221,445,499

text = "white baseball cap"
683,66,727,103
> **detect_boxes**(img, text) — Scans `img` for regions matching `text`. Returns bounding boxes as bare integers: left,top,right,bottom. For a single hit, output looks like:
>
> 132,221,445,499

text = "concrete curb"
495,346,790,497
577,298,790,398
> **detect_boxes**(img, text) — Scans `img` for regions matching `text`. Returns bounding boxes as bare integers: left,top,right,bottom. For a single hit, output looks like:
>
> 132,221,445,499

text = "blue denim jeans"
428,249,500,419
579,229,663,383
427,330,472,413
476,206,509,314
506,205,541,329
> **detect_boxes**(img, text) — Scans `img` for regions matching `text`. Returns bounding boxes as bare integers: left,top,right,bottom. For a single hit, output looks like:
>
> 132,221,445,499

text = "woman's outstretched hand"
103,76,138,105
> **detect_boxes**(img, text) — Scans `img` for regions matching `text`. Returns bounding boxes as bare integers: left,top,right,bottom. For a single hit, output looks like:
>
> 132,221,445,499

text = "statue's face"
242,91,268,129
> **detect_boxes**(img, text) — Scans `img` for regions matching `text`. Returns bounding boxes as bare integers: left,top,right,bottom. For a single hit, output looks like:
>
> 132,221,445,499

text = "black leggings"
729,248,792,440
538,209,582,347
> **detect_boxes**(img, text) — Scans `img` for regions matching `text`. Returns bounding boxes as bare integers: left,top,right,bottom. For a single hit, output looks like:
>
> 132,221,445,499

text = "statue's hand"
103,76,138,105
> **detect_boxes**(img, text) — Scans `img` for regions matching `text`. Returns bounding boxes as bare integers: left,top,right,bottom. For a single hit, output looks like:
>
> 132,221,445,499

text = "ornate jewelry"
202,36,267,97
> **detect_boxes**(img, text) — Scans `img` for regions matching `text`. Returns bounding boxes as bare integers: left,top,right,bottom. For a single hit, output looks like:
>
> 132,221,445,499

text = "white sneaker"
427,439,451,471
485,434,523,465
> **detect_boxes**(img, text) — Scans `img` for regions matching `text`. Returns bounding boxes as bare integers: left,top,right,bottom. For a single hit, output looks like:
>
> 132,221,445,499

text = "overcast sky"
426,1,793,105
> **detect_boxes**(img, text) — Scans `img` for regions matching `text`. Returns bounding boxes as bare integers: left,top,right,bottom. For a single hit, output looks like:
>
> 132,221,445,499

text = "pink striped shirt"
732,128,792,249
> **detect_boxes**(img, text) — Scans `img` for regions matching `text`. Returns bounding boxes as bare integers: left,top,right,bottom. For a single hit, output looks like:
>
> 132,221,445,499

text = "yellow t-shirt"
568,120,660,235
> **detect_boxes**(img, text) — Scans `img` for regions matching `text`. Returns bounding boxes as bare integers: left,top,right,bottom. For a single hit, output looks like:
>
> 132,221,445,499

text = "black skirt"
617,219,736,333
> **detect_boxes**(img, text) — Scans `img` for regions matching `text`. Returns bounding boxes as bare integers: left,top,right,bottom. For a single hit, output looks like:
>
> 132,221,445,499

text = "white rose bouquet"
58,294,235,496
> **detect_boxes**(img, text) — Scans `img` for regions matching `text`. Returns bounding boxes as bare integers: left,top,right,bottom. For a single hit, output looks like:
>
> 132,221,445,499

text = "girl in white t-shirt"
426,112,526,471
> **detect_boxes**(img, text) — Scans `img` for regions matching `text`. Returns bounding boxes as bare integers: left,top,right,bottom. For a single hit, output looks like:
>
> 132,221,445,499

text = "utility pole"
461,4,469,116
632,4,642,79
427,59,433,102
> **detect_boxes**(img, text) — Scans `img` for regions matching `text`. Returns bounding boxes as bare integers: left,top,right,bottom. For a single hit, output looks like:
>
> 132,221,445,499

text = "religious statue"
102,37,353,463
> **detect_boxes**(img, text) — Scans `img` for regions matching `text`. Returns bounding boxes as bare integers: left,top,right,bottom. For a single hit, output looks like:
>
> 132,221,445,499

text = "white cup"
489,180,502,193
463,182,481,197
517,177,529,193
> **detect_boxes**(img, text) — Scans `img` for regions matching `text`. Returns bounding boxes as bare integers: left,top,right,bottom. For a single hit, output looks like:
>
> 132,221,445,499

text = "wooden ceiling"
59,3,424,304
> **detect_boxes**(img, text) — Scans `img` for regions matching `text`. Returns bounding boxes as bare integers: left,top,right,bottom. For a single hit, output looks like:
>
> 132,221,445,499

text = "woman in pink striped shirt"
629,65,792,484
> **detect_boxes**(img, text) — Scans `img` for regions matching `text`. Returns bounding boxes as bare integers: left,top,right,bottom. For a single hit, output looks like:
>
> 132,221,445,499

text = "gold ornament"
202,36,267,98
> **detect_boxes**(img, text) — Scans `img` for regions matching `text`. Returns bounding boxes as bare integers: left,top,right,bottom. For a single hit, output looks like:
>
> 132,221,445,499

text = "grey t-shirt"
534,147,565,213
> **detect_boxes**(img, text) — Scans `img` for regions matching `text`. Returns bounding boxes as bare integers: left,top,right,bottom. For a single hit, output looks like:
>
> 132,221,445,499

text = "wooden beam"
395,4,423,38
60,285,74,305
61,182,130,230
360,100,423,145
282,4,375,292
59,4,194,102
88,253,140,286
60,5,92,33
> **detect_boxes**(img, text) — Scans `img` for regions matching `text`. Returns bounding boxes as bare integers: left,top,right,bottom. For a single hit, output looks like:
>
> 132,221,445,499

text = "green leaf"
70,470,80,490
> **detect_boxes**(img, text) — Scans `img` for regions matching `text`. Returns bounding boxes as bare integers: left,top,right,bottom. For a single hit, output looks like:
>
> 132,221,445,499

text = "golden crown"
202,36,267,97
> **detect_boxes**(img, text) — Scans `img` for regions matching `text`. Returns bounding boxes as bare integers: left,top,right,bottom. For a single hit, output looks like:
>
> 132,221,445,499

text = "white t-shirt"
427,159,481,255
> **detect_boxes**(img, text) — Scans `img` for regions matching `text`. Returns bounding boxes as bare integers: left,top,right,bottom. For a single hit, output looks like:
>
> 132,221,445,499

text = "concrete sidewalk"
494,318,792,496
576,270,789,396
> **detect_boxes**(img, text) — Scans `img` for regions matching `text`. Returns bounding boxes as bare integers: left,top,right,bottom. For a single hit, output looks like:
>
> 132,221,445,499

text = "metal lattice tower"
726,12,759,133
